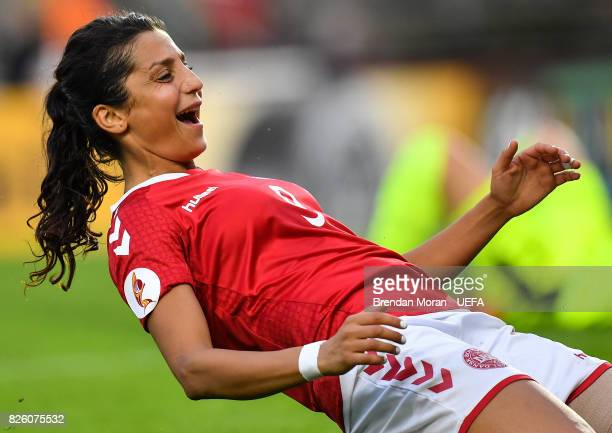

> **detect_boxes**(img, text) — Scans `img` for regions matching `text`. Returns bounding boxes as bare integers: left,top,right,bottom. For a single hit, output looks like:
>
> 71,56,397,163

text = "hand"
489,140,581,218
317,312,406,376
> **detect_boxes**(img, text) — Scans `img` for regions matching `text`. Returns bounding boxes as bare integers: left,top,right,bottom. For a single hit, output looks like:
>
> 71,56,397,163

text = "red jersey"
106,167,452,431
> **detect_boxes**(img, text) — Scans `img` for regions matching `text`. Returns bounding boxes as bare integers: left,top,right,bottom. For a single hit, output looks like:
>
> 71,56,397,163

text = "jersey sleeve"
107,196,195,332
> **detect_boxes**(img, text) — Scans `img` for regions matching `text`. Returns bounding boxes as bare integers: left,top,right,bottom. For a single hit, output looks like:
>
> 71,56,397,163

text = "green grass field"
2,255,611,433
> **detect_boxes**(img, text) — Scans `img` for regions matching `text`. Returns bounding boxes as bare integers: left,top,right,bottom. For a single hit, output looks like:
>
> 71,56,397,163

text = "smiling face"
114,29,207,167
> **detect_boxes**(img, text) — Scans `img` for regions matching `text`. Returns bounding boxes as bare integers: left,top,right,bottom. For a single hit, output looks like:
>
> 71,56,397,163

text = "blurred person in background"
0,0,40,83
368,88,612,328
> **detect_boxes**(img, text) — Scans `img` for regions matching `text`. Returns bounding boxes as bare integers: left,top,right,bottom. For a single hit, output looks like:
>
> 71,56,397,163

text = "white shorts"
339,310,611,433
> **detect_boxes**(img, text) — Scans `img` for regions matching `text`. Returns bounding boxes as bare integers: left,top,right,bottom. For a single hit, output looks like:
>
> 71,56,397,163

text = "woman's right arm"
148,284,406,400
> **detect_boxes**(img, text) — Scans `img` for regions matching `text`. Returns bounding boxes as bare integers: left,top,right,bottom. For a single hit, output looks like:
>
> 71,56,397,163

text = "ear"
92,104,128,134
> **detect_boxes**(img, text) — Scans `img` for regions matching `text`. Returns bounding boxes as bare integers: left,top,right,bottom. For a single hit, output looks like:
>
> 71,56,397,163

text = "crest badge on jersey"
124,268,161,318
463,348,507,369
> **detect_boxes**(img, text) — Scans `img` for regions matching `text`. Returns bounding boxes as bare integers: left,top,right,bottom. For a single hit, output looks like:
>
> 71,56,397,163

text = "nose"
183,67,203,97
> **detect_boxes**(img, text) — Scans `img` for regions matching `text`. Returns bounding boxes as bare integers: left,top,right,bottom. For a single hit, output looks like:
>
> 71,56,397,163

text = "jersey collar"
110,172,190,213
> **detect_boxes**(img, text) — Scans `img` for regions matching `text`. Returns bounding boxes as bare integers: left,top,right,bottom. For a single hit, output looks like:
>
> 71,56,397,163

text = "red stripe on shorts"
458,374,534,433
566,361,612,405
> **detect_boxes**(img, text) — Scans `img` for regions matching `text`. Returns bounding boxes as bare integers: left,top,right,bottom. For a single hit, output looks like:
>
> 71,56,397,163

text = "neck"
120,159,195,192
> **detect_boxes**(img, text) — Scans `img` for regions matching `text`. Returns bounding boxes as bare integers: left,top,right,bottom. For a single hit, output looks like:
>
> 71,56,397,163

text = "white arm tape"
299,340,325,381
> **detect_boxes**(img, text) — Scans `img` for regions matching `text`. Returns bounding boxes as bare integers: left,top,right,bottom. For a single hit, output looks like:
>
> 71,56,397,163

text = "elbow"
182,377,204,400
176,357,212,400
184,384,207,401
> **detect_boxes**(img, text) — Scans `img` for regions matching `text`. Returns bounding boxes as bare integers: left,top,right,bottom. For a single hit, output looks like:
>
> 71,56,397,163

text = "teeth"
177,107,199,116
176,108,200,125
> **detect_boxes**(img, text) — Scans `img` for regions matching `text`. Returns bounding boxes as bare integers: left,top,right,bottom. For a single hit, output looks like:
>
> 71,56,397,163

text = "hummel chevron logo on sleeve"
109,215,131,256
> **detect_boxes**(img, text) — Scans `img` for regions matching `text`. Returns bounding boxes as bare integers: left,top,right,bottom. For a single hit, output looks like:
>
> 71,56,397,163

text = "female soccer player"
28,12,611,433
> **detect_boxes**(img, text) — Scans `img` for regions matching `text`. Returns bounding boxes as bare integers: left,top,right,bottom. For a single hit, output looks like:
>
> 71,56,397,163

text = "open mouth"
176,107,200,124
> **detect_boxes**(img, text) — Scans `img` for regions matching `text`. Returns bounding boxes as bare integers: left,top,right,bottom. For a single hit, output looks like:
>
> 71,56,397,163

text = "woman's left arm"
402,140,581,270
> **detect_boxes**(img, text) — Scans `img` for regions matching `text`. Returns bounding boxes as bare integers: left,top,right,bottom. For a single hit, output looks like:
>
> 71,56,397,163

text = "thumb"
493,140,518,174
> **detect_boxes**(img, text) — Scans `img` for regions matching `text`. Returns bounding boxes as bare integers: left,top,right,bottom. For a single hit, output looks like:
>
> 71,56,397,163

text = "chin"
189,140,207,159
177,133,206,157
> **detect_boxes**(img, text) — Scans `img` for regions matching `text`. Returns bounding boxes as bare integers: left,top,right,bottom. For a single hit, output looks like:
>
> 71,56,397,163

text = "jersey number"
268,185,325,227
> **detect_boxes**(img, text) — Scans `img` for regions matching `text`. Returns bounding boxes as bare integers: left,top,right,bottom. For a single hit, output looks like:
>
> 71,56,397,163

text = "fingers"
522,142,582,170
548,159,565,173
353,351,387,366
547,147,581,173
321,312,410,374
348,311,407,329
560,153,581,170
509,142,582,180
492,140,519,173
353,324,406,345
555,170,581,186
521,142,560,160
490,140,578,175
351,338,401,355
562,158,581,170
344,313,408,361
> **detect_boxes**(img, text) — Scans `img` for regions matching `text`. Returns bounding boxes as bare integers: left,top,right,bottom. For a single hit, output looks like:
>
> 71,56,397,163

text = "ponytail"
26,12,166,290
26,83,118,290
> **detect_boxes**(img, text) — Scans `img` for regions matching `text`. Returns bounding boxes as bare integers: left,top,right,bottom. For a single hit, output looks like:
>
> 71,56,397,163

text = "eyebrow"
148,52,186,70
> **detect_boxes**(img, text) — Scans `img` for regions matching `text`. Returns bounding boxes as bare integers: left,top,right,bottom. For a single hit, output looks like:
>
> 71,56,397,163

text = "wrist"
298,340,325,381
481,194,513,224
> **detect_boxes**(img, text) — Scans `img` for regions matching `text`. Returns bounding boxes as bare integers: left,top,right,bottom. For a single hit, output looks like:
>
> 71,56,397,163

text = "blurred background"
1,1,611,432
